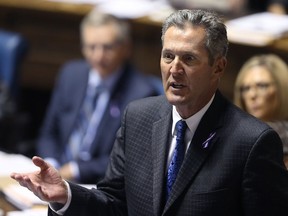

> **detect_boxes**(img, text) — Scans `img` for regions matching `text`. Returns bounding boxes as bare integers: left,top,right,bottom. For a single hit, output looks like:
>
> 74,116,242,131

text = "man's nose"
170,57,184,74
91,46,106,60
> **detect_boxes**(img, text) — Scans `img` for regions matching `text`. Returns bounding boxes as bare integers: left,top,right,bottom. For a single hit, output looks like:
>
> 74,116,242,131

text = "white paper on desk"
2,184,48,210
226,12,288,46
0,151,38,177
7,208,47,216
96,0,171,19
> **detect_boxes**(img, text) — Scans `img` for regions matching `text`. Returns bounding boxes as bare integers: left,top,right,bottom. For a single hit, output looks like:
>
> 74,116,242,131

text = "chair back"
0,30,28,100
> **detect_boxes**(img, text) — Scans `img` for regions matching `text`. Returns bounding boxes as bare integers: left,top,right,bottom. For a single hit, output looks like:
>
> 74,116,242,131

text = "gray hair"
161,9,228,64
80,9,131,44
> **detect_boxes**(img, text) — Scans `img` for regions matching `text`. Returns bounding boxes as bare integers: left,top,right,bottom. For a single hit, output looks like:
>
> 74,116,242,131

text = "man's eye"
183,55,195,64
163,53,174,62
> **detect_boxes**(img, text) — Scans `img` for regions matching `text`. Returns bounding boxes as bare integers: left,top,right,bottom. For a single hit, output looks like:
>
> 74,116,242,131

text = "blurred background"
0,0,287,157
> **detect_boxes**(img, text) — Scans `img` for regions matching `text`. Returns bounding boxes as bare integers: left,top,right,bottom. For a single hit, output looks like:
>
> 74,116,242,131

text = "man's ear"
213,57,227,77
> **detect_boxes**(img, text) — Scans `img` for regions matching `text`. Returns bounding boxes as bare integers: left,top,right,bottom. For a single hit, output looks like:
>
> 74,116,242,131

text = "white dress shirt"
167,95,214,169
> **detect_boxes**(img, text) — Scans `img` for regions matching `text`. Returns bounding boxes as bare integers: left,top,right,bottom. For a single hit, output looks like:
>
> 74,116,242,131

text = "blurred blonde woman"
234,54,288,167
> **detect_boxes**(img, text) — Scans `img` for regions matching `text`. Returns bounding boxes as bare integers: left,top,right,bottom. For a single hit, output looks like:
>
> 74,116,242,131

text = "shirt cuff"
49,181,72,215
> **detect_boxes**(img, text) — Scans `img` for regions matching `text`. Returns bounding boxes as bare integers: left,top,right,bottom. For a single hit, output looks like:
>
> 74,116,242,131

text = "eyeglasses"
240,82,274,97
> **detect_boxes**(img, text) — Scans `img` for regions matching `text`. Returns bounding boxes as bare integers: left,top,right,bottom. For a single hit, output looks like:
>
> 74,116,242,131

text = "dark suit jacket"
49,91,288,215
37,59,162,183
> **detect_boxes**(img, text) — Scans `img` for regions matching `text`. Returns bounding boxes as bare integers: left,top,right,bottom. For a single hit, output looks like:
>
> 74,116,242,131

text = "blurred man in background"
36,9,162,184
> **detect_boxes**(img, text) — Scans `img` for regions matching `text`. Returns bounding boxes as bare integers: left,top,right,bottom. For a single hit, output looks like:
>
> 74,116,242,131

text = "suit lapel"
163,91,226,214
152,99,172,216
65,67,89,142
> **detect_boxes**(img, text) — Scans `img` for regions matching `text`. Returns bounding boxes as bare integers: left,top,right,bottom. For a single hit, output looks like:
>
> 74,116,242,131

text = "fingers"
32,156,50,172
11,174,48,201
10,156,44,181
10,172,25,181
11,156,49,178
10,172,18,180
20,176,33,190
10,173,32,190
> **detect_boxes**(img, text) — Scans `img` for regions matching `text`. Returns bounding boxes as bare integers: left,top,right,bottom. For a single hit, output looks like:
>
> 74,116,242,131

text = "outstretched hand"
10,156,68,204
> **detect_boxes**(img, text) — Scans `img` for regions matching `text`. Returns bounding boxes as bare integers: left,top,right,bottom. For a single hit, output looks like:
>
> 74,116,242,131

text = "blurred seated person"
36,10,163,184
248,0,287,14
234,54,288,168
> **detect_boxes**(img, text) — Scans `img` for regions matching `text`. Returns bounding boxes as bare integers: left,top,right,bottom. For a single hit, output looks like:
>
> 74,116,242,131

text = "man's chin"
166,94,185,106
94,68,115,78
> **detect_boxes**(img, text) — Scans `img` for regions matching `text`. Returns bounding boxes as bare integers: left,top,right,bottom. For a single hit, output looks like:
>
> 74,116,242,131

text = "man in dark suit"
11,9,288,215
36,10,162,184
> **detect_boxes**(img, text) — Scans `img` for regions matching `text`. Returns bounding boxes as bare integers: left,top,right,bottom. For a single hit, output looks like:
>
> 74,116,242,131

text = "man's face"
160,25,225,118
81,24,130,78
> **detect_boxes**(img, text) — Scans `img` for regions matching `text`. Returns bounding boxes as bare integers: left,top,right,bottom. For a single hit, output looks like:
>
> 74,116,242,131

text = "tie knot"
176,120,187,138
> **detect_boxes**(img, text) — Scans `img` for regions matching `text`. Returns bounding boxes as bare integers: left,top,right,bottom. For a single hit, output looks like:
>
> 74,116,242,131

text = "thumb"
32,156,50,172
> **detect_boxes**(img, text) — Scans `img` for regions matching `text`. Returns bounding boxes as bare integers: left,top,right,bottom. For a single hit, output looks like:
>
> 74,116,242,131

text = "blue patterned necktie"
166,120,187,200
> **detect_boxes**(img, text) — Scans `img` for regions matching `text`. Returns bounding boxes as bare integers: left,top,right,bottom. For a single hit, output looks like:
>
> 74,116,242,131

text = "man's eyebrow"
161,48,172,52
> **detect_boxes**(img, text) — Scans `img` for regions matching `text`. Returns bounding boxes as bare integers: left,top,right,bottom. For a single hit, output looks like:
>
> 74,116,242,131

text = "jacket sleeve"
48,109,129,216
242,127,288,216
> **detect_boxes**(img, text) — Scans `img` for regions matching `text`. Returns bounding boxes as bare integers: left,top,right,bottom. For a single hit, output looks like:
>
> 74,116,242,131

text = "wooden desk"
0,0,92,15
0,177,18,215
0,193,17,215
0,164,47,215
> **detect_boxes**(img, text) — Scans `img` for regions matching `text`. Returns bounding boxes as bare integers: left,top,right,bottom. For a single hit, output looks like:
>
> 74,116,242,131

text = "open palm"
10,156,68,204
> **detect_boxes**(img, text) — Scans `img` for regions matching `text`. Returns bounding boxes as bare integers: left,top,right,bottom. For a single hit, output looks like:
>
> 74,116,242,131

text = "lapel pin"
202,132,216,149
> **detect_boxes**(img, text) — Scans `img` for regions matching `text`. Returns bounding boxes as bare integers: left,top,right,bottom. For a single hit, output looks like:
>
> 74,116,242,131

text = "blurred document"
3,184,48,210
46,0,173,20
0,151,37,177
97,0,172,19
226,12,288,46
7,208,47,216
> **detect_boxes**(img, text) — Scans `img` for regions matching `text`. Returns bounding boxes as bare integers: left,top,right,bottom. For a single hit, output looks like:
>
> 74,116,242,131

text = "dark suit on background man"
37,60,161,183
58,91,288,216
35,10,163,184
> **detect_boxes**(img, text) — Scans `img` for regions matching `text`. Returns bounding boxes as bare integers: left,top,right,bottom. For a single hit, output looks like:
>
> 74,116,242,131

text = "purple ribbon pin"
202,132,216,149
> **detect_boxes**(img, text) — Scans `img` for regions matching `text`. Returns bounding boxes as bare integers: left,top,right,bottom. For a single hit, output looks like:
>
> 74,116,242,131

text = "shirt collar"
88,67,124,92
172,94,215,136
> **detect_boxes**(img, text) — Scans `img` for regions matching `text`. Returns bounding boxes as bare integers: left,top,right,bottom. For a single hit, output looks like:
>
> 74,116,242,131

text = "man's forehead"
163,26,206,47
